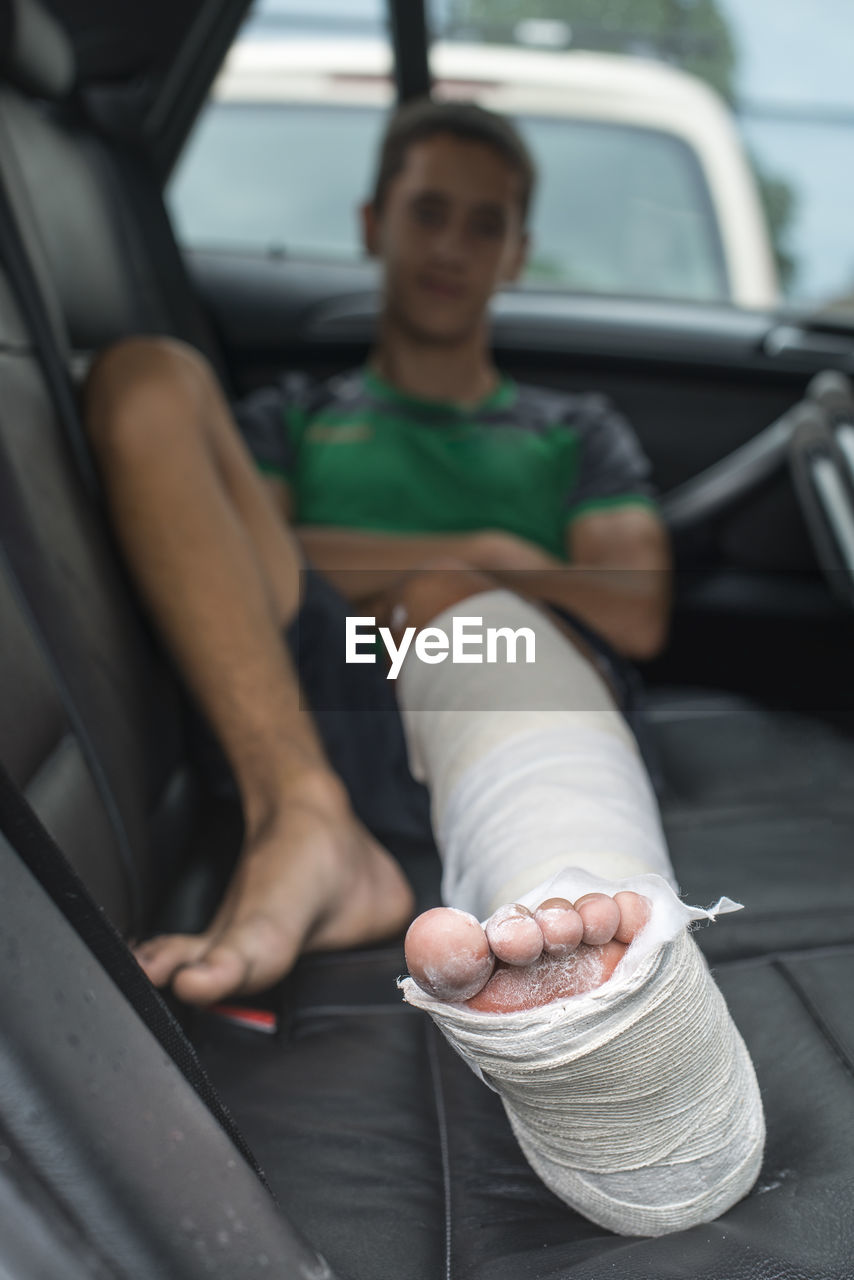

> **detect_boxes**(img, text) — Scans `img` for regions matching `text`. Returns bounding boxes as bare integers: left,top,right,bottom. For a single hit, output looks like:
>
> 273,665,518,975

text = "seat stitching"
21,729,76,795
303,949,407,969
0,541,142,922
772,959,854,1082
664,801,854,825
698,904,854,924
707,939,854,974
293,1004,420,1019
426,1021,454,1280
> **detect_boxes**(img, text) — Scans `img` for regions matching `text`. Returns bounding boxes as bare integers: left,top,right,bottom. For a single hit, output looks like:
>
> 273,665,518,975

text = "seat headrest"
0,0,76,99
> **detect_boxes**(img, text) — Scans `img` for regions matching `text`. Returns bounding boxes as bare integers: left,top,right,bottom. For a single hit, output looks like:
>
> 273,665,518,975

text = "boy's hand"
469,530,563,573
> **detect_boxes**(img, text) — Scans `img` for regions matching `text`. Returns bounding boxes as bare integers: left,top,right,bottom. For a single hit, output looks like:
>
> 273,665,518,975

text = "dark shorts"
285,569,433,847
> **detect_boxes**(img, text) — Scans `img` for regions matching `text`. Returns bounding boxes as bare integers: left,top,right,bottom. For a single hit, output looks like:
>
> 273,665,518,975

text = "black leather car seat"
0,0,226,375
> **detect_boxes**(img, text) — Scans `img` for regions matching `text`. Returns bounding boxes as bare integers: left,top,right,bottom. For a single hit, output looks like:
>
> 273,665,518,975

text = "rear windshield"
168,102,727,303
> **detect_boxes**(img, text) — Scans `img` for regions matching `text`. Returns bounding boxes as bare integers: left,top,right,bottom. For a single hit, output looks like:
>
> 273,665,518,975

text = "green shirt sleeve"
232,373,311,481
562,393,658,525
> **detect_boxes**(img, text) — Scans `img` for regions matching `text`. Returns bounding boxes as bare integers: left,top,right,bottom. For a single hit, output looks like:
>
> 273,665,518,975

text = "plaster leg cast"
397,590,765,1237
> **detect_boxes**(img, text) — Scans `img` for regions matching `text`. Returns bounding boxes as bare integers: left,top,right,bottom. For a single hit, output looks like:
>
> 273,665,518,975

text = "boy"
86,98,669,1006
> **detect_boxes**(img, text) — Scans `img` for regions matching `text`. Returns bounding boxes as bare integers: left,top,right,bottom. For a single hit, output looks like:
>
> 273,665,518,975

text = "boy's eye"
411,199,447,227
471,210,506,238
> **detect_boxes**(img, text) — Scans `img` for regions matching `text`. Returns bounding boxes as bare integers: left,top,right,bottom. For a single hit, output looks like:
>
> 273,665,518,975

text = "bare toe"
613,891,651,944
168,913,292,1006
134,934,209,988
485,904,544,965
171,942,251,1006
574,893,621,946
405,907,495,1002
534,898,584,957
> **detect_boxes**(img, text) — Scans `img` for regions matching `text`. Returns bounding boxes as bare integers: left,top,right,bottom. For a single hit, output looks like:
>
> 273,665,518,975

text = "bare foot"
135,772,415,1005
404,891,650,1013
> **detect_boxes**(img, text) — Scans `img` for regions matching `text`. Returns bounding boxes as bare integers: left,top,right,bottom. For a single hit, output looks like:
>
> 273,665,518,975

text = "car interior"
1,0,854,1275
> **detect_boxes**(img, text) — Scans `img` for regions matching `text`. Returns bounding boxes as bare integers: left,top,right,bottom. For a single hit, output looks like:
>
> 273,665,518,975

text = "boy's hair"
372,97,536,223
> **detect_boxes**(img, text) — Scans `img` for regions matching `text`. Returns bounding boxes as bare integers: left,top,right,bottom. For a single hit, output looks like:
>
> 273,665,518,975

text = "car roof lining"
42,0,206,83
41,0,432,176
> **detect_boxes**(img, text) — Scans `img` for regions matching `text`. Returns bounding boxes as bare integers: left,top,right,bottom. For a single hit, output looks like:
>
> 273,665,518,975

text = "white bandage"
398,590,673,909
397,591,766,1235
400,868,764,1237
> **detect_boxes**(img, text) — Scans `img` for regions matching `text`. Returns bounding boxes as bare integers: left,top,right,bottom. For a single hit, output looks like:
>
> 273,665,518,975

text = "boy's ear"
502,228,530,284
361,201,380,257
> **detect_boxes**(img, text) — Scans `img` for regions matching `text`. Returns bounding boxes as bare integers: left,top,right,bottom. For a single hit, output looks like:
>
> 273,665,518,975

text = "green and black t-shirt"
234,368,655,561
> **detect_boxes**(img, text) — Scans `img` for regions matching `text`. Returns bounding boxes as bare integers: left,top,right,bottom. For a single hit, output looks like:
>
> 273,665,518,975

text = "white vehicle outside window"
168,38,779,308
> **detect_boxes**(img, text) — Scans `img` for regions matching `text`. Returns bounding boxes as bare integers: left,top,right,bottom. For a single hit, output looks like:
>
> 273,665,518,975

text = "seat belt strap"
0,757,271,1192
0,168,100,497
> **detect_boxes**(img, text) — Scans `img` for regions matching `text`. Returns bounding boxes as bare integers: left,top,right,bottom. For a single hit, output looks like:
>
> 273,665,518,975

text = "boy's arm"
263,477,499,596
294,511,671,660
488,507,671,660
293,524,495,600
264,478,671,658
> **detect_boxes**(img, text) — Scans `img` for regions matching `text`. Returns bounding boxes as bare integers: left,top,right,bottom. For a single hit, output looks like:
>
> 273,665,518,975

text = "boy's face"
362,132,528,347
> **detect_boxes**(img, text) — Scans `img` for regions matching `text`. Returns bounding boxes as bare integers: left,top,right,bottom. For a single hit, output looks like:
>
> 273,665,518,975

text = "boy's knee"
84,336,214,456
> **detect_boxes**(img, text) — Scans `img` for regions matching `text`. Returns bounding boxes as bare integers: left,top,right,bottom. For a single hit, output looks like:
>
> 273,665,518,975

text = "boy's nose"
431,218,468,263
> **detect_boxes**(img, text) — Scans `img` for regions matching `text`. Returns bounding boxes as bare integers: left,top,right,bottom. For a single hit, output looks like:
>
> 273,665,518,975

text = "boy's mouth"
418,273,466,299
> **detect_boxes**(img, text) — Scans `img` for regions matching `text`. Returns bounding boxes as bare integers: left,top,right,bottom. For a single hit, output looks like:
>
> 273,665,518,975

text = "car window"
170,103,385,259
167,0,854,320
520,118,726,301
171,103,726,302
167,0,394,259
430,0,854,319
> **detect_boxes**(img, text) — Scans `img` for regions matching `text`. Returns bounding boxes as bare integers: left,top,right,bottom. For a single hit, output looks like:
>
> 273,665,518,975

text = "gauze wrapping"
397,591,672,913
396,590,765,1235
400,868,764,1237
